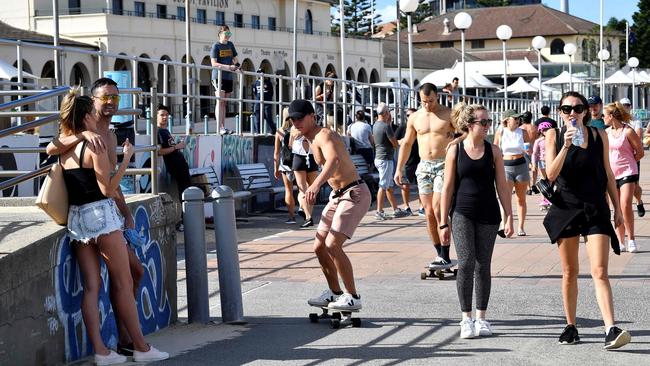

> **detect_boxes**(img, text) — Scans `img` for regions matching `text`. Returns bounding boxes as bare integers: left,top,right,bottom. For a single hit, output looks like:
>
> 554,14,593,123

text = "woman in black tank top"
57,90,169,362
543,91,630,349
439,103,514,339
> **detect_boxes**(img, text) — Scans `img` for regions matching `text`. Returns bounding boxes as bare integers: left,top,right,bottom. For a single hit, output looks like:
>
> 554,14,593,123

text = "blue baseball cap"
587,95,602,105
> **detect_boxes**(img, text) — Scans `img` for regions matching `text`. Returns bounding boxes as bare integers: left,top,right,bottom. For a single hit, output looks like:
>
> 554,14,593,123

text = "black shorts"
557,212,611,239
292,154,318,172
212,79,234,93
404,164,417,184
616,174,639,188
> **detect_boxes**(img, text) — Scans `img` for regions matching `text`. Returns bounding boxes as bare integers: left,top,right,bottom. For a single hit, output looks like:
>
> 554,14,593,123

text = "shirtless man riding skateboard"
289,99,372,311
395,83,459,267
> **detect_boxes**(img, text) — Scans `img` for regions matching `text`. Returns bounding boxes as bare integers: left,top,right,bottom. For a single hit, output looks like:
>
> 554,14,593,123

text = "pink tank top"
607,126,638,179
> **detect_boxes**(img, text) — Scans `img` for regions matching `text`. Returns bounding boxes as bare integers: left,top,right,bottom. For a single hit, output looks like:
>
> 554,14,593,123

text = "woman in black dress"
543,91,630,350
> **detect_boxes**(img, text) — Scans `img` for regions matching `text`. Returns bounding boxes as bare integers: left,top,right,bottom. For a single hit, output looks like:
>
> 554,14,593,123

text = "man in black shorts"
395,108,422,216
210,25,239,135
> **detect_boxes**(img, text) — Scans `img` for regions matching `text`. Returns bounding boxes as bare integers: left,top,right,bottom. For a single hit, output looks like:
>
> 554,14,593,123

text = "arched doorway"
69,62,91,87
157,55,175,111
325,64,337,78
357,68,368,83
345,67,355,81
200,56,213,118
305,10,313,35
370,69,379,83
114,53,131,71
180,54,195,119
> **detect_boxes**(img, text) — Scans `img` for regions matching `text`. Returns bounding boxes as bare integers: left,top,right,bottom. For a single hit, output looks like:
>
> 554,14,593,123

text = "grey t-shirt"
373,120,395,160
210,41,237,80
348,121,373,149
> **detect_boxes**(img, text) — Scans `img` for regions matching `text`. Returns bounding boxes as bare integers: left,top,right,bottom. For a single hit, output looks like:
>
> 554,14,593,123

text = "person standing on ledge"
289,100,371,311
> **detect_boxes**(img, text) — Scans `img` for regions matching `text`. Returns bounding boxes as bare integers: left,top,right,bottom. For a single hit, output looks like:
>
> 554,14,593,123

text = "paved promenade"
70,159,650,365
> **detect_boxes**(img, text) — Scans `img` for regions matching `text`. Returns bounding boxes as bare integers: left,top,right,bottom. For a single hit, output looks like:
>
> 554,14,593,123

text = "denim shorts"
374,158,395,189
67,198,124,244
416,159,445,194
504,161,530,183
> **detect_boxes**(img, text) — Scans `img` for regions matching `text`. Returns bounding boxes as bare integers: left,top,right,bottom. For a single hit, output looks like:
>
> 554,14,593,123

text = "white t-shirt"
348,121,373,149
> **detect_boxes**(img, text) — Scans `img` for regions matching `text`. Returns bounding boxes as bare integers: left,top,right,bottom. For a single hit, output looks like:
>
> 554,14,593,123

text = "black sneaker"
637,203,646,218
558,324,580,345
604,326,631,350
531,185,540,194
297,209,306,220
117,342,134,357
300,218,314,228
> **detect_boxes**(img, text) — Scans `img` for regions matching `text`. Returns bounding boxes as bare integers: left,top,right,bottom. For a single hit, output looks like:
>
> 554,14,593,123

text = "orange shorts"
317,182,371,239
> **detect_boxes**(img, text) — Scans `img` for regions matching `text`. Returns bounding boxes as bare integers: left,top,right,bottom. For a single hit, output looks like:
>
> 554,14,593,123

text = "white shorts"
67,198,124,244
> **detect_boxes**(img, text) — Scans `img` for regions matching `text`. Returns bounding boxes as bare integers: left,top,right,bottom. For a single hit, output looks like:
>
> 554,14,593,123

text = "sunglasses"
95,94,120,103
559,104,586,114
472,118,492,127
223,31,232,37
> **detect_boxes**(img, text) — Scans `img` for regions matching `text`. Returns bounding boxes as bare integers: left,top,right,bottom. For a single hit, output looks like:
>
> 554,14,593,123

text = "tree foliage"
631,0,650,67
331,0,383,36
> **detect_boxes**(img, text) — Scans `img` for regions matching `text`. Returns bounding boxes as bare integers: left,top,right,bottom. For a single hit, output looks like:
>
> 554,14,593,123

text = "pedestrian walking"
291,122,318,228
252,69,276,135
395,108,422,215
620,98,646,218
587,95,606,129
520,111,538,195
210,25,240,135
604,101,644,252
543,91,631,350
274,107,297,224
347,108,374,165
440,102,514,339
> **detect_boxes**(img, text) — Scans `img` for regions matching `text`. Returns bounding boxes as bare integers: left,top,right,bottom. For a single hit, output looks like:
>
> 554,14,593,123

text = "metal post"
599,0,604,101
182,187,210,324
632,67,636,114
461,29,466,97
626,21,629,61
16,41,23,126
502,40,508,108
145,107,151,135
186,63,193,135
163,61,169,106
407,13,414,92
150,87,159,195
211,186,245,324
215,69,222,133
537,49,543,106
204,114,209,134
258,74,264,135
395,1,402,124
53,0,61,86
132,57,138,133
292,0,298,99
185,0,192,134
339,0,347,132
238,71,243,135
568,56,573,91
98,51,104,79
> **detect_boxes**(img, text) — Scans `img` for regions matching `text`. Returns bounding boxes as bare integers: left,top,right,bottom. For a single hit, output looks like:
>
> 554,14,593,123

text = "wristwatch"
439,223,449,229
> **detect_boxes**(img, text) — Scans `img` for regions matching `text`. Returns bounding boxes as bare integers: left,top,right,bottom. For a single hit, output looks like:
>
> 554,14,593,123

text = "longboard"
421,259,458,280
308,304,361,329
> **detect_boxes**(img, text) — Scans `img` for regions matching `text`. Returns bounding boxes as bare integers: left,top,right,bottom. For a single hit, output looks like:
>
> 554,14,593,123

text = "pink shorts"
317,182,371,239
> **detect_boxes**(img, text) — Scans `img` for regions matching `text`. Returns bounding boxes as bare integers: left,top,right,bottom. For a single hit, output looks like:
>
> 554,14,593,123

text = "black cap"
288,100,315,120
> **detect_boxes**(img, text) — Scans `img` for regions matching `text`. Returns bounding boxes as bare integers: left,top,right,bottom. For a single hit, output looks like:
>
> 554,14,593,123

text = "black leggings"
451,213,499,312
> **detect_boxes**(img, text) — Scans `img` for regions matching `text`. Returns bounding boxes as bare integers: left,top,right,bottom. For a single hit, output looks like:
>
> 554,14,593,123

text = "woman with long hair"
274,107,296,224
493,110,530,236
543,91,630,350
603,101,644,252
440,103,513,339
57,90,169,364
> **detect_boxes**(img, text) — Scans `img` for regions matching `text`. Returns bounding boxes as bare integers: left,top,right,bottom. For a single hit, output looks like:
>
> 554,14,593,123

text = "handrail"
0,145,157,154
0,165,52,192
0,114,59,139
0,86,70,111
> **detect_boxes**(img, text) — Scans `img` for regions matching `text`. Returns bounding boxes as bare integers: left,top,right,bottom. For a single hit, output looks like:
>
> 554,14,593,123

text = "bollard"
182,187,210,324
211,185,246,324
203,114,209,134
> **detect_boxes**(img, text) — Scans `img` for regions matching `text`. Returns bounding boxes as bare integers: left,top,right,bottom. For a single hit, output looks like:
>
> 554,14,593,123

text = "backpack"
280,129,294,166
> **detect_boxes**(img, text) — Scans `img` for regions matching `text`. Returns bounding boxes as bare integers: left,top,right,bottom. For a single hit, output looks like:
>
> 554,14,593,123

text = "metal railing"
0,85,159,195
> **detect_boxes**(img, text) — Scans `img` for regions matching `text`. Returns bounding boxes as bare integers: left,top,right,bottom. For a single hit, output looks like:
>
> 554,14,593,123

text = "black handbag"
536,178,557,203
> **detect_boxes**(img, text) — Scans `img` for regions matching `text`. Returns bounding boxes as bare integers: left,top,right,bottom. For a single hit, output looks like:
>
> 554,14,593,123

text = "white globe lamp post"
628,56,639,113
531,36,546,106
496,25,512,108
563,43,577,91
454,12,472,97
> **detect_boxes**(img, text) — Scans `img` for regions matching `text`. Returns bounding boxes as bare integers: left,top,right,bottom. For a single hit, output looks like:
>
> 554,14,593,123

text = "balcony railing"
33,8,378,41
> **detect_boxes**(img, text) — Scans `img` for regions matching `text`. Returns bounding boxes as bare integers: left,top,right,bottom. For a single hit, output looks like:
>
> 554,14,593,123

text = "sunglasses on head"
223,31,232,36
95,94,120,103
559,104,586,114
472,118,492,127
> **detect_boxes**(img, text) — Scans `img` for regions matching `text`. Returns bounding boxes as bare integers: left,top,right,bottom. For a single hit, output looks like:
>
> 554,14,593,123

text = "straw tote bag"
35,157,69,225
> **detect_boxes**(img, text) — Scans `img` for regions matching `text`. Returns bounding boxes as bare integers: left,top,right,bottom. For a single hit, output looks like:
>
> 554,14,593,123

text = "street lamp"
454,11,472,97
496,25,512,108
400,0,419,107
531,35,546,107
598,48,610,103
628,56,639,113
563,42,577,91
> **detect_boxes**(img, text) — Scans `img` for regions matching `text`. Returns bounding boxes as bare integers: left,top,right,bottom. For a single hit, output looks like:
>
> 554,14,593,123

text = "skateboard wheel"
332,312,342,320
309,313,319,323
352,318,361,327
453,269,458,276
437,272,444,280
330,319,341,329
322,308,329,315
420,272,427,280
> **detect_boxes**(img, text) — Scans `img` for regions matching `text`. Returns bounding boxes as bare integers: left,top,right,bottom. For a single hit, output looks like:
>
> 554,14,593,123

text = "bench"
188,165,252,213
233,163,287,211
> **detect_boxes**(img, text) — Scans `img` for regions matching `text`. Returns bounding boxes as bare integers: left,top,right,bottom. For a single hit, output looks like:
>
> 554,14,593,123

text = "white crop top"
500,128,526,156
291,135,312,156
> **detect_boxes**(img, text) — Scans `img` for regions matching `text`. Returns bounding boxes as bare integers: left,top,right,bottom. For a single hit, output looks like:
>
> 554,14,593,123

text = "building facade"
1,0,382,120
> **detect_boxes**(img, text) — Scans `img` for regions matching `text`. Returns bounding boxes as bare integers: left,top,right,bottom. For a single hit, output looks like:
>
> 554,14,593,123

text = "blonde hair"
604,101,632,123
326,115,344,135
59,88,92,136
281,107,292,130
451,102,486,132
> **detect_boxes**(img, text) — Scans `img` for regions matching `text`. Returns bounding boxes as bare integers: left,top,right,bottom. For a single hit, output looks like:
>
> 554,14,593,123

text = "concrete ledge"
0,194,180,365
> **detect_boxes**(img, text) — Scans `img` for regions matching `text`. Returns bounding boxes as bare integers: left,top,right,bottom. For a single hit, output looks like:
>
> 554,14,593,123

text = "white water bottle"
571,118,584,146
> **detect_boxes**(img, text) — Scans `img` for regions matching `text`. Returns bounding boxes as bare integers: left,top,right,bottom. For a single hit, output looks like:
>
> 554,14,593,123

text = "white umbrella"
496,77,538,94
604,70,634,85
0,58,38,79
626,70,650,84
542,70,587,85
420,68,496,89
529,77,556,92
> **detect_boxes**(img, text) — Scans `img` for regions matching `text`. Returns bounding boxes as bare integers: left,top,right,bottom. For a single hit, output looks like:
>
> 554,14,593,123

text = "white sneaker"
327,293,362,310
133,345,169,362
620,243,627,252
628,240,638,253
307,289,339,307
94,350,127,365
475,318,493,336
459,318,477,339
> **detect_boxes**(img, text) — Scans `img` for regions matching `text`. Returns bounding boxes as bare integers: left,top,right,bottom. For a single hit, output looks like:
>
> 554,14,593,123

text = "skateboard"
308,304,361,329
421,260,458,280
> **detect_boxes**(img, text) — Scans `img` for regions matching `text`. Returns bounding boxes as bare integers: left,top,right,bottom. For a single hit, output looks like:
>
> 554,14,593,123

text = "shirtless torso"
409,107,454,161
311,127,360,190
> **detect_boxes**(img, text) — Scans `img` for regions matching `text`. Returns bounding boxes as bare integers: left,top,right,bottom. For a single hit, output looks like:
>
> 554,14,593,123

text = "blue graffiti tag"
54,205,171,362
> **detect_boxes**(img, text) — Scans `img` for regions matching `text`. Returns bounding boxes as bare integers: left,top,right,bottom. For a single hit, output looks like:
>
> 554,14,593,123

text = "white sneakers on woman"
133,345,170,362
94,350,127,365
459,318,493,339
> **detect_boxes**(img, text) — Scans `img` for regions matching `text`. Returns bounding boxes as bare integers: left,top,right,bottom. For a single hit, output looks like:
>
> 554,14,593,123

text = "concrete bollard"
182,187,210,324
211,185,246,324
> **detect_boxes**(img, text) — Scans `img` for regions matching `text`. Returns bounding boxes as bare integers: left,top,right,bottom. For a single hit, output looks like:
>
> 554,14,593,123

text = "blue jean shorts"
67,198,124,244
374,158,395,189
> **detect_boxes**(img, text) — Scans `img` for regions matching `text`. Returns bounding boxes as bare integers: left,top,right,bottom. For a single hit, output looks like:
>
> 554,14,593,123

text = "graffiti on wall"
52,205,171,362
221,135,253,175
